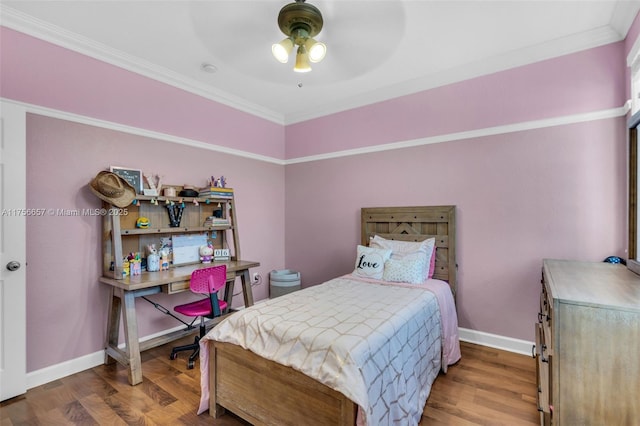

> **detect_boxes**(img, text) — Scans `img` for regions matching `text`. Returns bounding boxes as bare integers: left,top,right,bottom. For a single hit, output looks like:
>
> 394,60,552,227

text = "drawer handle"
541,344,549,363
536,388,543,412
538,312,551,323
534,343,549,362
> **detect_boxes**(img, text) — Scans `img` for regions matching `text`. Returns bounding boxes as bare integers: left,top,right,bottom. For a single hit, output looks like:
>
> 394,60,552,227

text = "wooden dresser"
535,259,640,425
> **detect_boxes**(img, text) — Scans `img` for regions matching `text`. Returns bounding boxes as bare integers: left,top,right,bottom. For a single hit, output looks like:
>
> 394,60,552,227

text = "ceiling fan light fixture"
272,37,294,63
293,45,312,73
273,0,325,72
305,38,326,63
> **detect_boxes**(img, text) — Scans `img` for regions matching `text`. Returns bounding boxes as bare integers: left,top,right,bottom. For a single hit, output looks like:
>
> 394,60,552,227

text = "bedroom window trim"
628,37,640,275
629,110,640,275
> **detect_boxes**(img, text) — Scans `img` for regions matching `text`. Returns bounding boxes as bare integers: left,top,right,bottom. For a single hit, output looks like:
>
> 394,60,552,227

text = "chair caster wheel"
187,360,195,369
170,352,178,360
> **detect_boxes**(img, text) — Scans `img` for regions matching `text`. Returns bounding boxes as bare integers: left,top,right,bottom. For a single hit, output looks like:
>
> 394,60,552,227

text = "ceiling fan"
189,1,404,86
271,0,327,72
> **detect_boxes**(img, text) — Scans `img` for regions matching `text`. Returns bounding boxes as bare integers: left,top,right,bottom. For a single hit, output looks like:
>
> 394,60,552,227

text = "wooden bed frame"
208,205,457,425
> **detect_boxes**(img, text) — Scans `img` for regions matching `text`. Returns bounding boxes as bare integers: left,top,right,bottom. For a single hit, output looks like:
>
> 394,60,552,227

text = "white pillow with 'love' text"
353,245,392,280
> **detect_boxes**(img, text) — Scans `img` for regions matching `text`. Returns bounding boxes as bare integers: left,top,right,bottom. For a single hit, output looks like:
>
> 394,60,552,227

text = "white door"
0,101,27,401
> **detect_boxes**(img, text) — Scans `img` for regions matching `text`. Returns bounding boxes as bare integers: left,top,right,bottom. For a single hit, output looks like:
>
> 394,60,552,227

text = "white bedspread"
198,275,460,425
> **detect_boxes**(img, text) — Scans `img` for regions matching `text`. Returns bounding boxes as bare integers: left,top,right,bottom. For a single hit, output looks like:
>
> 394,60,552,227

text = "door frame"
0,100,27,401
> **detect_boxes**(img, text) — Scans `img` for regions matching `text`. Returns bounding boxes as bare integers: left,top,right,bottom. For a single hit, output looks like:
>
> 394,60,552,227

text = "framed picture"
110,166,143,193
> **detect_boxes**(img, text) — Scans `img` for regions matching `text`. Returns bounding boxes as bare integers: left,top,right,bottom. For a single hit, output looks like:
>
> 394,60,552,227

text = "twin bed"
197,206,460,425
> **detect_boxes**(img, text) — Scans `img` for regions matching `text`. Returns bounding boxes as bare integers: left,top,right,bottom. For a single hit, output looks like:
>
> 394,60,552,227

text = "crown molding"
610,0,640,39
0,5,286,125
1,3,634,127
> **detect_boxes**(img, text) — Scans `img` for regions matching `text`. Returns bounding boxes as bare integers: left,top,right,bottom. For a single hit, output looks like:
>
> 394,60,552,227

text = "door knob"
6,261,21,271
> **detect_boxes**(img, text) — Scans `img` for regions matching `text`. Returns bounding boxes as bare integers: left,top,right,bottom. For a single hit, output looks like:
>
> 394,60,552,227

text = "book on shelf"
199,194,233,198
200,186,233,192
198,191,234,198
199,187,233,194
204,216,230,226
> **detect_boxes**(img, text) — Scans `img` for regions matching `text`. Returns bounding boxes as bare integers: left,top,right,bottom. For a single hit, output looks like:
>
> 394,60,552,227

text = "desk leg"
104,286,120,365
120,289,143,386
240,269,254,308
223,279,234,314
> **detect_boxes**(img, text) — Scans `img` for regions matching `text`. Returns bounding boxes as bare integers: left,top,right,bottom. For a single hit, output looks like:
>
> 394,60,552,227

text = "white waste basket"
269,269,301,298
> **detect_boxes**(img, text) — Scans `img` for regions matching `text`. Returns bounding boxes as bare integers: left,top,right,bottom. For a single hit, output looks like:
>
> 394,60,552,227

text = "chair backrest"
190,265,227,295
190,265,227,318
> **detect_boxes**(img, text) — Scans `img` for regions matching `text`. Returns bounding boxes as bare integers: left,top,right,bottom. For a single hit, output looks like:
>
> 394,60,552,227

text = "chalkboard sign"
110,166,143,193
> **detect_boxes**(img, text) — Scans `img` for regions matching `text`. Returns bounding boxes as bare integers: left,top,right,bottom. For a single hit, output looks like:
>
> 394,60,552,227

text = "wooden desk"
100,259,259,385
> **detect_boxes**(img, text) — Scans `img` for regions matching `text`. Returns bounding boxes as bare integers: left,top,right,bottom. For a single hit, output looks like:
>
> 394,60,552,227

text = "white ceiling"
2,1,639,125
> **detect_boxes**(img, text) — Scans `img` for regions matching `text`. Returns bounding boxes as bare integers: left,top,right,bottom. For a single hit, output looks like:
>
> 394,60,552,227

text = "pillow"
353,245,392,280
383,257,427,284
428,246,437,278
370,235,435,280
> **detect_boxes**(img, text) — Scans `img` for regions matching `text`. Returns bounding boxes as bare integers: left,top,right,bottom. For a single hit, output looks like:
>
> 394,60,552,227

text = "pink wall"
285,118,626,339
1,27,285,159
286,43,626,159
0,27,287,372
285,41,629,341
25,115,284,371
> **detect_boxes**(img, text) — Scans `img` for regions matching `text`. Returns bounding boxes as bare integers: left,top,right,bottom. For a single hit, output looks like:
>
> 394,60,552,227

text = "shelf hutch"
99,190,259,385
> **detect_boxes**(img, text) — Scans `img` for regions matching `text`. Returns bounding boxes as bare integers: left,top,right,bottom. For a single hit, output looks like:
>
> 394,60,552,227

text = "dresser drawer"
165,280,189,294
535,322,552,424
540,273,553,355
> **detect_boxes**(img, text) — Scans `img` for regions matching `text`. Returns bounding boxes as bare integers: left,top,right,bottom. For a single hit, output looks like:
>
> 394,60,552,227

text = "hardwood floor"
424,342,539,425
1,340,539,425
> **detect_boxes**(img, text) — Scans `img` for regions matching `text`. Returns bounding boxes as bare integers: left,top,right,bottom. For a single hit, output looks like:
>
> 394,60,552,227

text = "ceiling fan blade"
190,2,283,64
317,1,406,79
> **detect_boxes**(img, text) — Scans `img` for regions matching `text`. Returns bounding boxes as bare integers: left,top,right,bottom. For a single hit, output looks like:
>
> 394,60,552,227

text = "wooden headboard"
361,205,457,299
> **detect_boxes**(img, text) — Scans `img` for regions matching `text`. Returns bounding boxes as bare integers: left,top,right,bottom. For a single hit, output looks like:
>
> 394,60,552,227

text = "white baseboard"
26,301,275,390
26,324,188,390
458,327,535,357
26,350,106,390
27,325,534,390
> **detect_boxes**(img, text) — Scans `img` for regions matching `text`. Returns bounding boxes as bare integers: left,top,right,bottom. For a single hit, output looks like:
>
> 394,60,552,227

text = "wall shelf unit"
102,193,239,280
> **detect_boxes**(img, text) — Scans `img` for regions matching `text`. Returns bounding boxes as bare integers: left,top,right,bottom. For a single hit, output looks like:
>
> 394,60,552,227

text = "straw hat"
89,171,136,207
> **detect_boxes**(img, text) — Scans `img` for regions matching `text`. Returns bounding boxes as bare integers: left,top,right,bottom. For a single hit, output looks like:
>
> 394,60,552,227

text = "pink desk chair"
170,265,227,369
